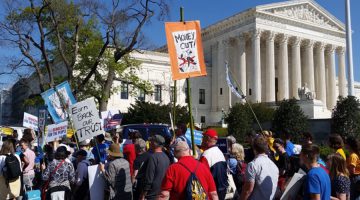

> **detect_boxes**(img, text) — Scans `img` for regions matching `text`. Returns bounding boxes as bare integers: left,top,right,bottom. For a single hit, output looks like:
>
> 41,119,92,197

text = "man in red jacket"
158,141,219,200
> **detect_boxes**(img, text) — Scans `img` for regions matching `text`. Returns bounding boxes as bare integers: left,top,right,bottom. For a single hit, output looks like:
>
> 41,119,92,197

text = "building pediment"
256,0,345,32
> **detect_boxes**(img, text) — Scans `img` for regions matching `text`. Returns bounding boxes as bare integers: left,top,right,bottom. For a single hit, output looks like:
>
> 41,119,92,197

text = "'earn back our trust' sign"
70,98,103,142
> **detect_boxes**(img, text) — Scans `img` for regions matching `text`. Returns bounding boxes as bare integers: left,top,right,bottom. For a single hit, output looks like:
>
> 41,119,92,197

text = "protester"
263,130,276,159
133,139,151,200
73,149,90,200
140,134,170,200
226,135,237,153
244,130,257,163
0,140,22,200
43,144,55,167
123,130,141,176
273,138,290,191
22,128,36,147
282,130,295,157
329,134,346,160
159,141,219,200
79,139,95,164
300,144,331,200
92,134,109,164
327,154,351,200
175,123,192,148
345,136,360,200
240,136,279,200
301,132,313,145
99,143,132,200
19,138,36,190
229,143,247,197
42,146,76,200
200,129,228,200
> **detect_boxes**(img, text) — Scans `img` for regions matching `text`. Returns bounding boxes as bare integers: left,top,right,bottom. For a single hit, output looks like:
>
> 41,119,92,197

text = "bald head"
173,141,190,158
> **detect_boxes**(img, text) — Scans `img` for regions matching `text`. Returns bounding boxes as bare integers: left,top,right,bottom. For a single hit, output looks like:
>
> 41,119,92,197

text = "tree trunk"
99,69,115,111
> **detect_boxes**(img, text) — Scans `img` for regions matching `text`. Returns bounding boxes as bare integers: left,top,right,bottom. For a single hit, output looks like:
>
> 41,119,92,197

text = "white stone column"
315,42,326,106
303,40,315,93
265,31,275,102
278,34,289,100
291,37,301,99
237,34,247,101
251,29,262,102
337,47,347,97
211,42,219,112
326,45,336,110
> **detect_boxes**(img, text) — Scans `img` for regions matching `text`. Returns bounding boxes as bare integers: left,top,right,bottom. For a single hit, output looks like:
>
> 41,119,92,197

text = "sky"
141,0,360,82
0,0,359,90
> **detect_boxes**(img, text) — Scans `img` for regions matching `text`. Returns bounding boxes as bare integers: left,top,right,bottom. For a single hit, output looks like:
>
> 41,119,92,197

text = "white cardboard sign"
46,121,68,142
88,165,105,200
70,98,103,142
23,112,38,131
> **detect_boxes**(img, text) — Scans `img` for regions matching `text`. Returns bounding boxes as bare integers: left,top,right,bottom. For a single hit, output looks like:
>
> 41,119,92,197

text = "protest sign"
216,137,228,154
38,108,47,133
165,21,207,80
70,98,103,142
41,81,77,124
46,121,68,142
88,165,105,200
185,128,203,146
280,171,306,200
23,112,38,131
101,110,122,131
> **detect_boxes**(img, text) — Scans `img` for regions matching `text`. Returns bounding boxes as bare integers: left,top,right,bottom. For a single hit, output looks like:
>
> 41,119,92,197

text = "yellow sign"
0,127,14,135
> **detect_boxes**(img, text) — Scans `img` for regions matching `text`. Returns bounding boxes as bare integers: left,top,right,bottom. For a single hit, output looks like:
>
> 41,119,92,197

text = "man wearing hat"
79,139,95,163
159,141,219,200
99,143,132,200
199,129,228,200
139,134,170,200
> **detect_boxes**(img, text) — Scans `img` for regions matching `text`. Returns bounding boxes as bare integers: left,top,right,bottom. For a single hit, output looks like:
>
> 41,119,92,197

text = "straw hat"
106,143,123,157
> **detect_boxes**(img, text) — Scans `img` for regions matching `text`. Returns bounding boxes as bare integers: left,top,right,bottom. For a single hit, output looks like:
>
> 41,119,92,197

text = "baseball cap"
203,129,218,139
149,134,165,146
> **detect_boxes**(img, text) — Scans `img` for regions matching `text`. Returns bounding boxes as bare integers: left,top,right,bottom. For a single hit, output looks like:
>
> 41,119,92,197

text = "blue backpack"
179,161,208,200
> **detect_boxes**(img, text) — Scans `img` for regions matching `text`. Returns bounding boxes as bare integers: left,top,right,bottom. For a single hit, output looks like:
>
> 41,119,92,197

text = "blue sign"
185,128,203,146
41,81,77,124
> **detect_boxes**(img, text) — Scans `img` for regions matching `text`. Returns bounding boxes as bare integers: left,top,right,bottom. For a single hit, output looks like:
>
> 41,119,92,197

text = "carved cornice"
336,46,345,55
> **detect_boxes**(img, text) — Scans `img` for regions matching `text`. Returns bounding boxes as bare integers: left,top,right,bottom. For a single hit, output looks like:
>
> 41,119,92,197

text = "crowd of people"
1,126,360,200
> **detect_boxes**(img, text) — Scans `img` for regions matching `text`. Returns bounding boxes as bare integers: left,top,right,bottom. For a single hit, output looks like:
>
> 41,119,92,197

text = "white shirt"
246,154,279,200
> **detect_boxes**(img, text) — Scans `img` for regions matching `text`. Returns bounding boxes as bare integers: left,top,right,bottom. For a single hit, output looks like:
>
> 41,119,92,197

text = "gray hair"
231,143,245,161
227,135,237,144
135,139,147,152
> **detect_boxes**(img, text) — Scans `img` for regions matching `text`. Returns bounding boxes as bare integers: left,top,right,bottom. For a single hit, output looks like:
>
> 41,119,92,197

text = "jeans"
23,174,35,189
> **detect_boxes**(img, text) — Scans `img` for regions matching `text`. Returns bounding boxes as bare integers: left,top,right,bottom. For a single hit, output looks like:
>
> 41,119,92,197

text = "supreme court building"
106,0,360,126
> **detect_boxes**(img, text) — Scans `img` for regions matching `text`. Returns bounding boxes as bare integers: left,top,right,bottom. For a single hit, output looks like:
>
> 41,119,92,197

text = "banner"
46,121,68,142
185,128,203,146
216,137,228,154
225,62,245,99
101,110,122,131
165,21,207,80
41,81,77,124
70,98,103,142
88,165,105,200
23,112,38,131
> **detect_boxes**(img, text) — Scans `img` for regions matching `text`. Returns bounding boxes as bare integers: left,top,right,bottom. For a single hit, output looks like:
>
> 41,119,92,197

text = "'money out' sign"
70,98,103,142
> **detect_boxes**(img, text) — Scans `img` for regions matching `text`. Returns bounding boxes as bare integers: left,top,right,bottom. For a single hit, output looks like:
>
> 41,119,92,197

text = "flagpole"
345,0,355,96
225,61,263,132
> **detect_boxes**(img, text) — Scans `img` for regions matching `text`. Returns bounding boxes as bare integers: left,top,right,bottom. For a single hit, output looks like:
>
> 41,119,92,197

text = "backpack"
3,154,22,181
179,161,208,200
233,160,247,192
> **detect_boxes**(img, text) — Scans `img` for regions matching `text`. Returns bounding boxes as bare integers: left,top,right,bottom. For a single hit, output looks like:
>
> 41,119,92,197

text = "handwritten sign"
88,165,105,200
165,21,207,80
23,112,38,131
46,121,68,142
70,98,103,142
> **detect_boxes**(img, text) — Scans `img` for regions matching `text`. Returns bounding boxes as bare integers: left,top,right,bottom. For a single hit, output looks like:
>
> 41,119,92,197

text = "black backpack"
3,154,22,181
179,161,208,200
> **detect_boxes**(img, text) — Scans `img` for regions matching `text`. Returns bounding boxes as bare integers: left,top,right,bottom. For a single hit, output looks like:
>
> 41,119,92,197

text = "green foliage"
319,145,333,161
272,98,308,142
331,96,360,138
225,102,275,143
122,100,189,125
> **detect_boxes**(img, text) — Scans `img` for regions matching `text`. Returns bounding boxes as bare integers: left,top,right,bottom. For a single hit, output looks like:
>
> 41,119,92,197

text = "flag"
225,62,245,99
104,113,122,130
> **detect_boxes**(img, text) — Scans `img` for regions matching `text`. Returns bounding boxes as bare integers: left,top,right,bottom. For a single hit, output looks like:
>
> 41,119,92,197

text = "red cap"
204,129,218,139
